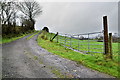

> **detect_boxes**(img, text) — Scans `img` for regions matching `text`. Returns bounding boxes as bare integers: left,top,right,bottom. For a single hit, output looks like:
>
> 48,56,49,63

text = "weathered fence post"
70,36,72,48
50,32,58,42
78,35,80,51
103,16,109,59
109,33,113,59
57,32,59,43
88,34,90,53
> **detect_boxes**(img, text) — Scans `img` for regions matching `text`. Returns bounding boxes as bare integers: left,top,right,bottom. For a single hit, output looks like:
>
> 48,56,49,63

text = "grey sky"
35,2,118,34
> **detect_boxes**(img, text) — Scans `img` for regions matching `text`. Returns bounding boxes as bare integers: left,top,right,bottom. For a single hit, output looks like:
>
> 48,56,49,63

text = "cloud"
35,2,118,34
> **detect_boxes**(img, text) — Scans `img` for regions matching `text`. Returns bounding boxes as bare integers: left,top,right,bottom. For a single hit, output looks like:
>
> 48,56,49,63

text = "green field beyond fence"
37,32,119,77
47,32,118,62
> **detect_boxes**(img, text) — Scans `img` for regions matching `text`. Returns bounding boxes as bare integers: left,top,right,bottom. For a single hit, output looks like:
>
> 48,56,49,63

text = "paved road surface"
2,33,114,78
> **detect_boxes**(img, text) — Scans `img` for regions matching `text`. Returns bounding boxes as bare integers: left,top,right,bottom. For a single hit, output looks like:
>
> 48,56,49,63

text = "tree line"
0,0,42,36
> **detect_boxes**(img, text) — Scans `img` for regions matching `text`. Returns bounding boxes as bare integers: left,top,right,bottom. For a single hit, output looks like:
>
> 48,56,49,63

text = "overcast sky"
35,2,118,34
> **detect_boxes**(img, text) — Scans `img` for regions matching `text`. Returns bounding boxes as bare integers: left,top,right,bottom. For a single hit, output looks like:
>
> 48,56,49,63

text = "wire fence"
45,31,118,61
43,16,118,60
49,31,104,55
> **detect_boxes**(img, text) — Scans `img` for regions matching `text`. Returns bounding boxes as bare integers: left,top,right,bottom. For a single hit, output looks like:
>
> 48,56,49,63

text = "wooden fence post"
57,32,59,43
70,36,72,48
64,34,66,47
50,32,58,42
103,16,109,59
88,34,90,53
78,35,80,51
109,33,113,59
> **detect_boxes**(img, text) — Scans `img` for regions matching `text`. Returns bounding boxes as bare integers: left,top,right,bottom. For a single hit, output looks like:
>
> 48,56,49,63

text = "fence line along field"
46,32,118,63
38,31,119,77
46,16,119,63
37,16,119,77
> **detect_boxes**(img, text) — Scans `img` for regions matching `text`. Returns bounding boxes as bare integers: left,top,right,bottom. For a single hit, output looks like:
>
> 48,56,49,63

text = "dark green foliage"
1,1,42,38
2,23,35,38
40,30,48,40
2,24,34,38
42,27,49,32
22,19,35,30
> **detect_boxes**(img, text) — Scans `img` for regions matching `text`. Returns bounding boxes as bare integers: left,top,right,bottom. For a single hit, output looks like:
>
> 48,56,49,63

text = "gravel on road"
2,33,114,78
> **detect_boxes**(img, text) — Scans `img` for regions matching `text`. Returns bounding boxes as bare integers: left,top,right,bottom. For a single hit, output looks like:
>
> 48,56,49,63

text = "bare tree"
17,0,42,30
0,1,17,26
1,1,18,34
19,15,26,27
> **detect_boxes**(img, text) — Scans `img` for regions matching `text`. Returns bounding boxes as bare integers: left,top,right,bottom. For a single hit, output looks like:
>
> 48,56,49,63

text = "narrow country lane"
2,33,114,79
2,34,55,78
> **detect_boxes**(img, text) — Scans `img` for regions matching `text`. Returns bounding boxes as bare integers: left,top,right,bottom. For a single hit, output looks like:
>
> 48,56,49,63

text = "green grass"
51,68,65,78
1,31,36,44
50,67,74,78
26,31,40,40
37,32,119,78
34,56,38,60
47,33,119,63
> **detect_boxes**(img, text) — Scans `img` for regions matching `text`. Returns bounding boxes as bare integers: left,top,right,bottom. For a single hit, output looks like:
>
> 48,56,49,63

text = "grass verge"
34,56,38,60
37,33,119,78
51,68,65,78
26,31,40,40
1,30,36,44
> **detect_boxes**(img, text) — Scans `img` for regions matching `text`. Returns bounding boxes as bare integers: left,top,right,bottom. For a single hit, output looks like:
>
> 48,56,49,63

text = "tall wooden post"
57,32,59,43
103,16,109,57
64,34,67,47
70,36,72,48
109,33,112,59
78,35,80,51
50,32,58,42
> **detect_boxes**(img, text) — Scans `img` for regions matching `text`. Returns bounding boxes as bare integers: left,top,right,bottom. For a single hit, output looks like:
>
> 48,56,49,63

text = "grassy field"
48,33,118,63
1,31,36,44
37,32,119,78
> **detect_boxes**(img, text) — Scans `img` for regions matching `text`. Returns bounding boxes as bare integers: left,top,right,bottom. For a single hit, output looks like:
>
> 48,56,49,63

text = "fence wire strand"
55,31,104,55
